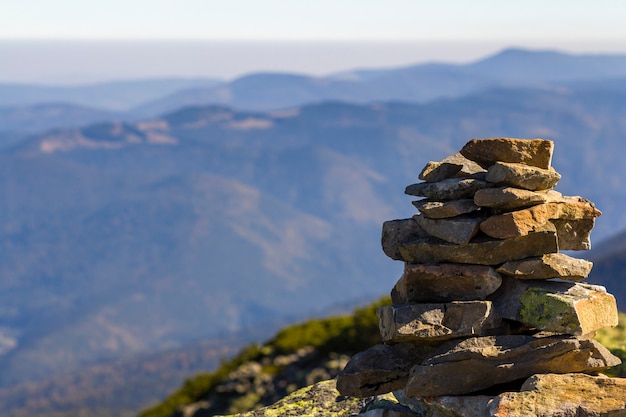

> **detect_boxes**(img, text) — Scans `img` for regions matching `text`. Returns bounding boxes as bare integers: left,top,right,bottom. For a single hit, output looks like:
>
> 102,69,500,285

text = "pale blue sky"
3,0,626,41
2,0,626,83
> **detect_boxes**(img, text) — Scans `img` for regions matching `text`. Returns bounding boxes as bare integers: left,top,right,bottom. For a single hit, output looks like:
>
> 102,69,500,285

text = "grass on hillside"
137,296,390,417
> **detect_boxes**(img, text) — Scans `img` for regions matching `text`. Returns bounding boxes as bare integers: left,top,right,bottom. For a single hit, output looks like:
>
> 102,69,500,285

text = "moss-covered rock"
216,379,389,417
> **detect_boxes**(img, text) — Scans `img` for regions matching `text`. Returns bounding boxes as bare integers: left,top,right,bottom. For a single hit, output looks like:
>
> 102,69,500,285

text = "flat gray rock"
497,253,593,281
412,199,479,219
486,162,561,191
336,343,437,398
474,187,562,210
404,335,620,397
459,138,554,169
405,178,491,200
414,214,484,245
381,218,428,261
419,153,486,182
377,302,501,343
489,277,618,335
398,230,558,265
392,263,502,303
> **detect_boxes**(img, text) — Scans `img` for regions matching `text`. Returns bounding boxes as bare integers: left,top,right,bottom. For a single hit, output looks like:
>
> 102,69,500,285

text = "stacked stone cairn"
337,138,623,414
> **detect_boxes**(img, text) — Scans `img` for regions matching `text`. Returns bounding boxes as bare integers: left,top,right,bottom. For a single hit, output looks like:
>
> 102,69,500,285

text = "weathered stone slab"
419,153,486,182
377,302,500,343
405,178,491,200
553,218,595,250
497,253,593,281
480,206,549,239
404,335,621,397
357,407,420,417
336,343,437,398
489,277,618,335
382,218,428,261
474,187,561,210
485,162,561,191
392,263,502,303
398,230,558,265
414,214,484,244
480,200,601,239
395,373,626,417
412,199,479,219
459,137,554,169
551,197,601,218
356,402,420,417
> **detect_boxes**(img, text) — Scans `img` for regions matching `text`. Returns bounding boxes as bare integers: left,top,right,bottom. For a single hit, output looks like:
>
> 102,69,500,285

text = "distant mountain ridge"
0,78,221,111
133,48,626,115
0,103,121,135
5,48,626,125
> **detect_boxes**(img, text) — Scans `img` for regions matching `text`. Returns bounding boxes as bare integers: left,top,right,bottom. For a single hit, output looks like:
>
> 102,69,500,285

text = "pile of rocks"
337,138,624,415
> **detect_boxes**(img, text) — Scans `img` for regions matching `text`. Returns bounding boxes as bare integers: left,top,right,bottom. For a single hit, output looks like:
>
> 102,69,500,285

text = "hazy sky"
4,0,626,41
2,0,626,83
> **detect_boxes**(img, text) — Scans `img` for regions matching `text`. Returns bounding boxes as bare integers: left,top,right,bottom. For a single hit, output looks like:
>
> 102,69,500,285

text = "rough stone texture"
489,277,618,335
419,153,486,182
405,178,491,200
337,344,437,398
404,335,621,397
412,199,479,219
474,187,562,210
497,253,593,281
377,302,500,343
394,390,496,417
392,263,502,303
396,373,626,417
480,200,600,239
381,218,428,261
459,138,554,169
553,218,595,250
398,230,558,265
486,162,561,191
357,407,419,417
356,399,420,417
218,379,385,417
414,214,484,244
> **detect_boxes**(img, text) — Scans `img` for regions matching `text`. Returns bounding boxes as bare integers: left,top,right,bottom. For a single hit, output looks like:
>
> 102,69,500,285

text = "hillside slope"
2,85,626,391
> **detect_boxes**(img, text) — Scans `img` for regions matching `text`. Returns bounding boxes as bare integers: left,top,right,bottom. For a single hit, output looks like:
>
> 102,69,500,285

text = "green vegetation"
596,311,626,377
137,296,390,417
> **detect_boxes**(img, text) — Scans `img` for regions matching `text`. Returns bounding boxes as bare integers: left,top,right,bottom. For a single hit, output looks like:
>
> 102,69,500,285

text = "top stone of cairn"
460,138,554,169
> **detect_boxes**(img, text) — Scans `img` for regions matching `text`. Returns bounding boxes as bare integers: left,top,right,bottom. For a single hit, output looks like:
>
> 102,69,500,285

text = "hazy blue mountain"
467,48,626,82
7,49,626,132
330,49,626,83
132,48,626,115
0,102,120,134
0,78,222,111
131,73,377,116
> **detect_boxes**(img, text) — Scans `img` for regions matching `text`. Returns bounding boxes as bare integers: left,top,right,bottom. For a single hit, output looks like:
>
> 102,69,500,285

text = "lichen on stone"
519,286,578,333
